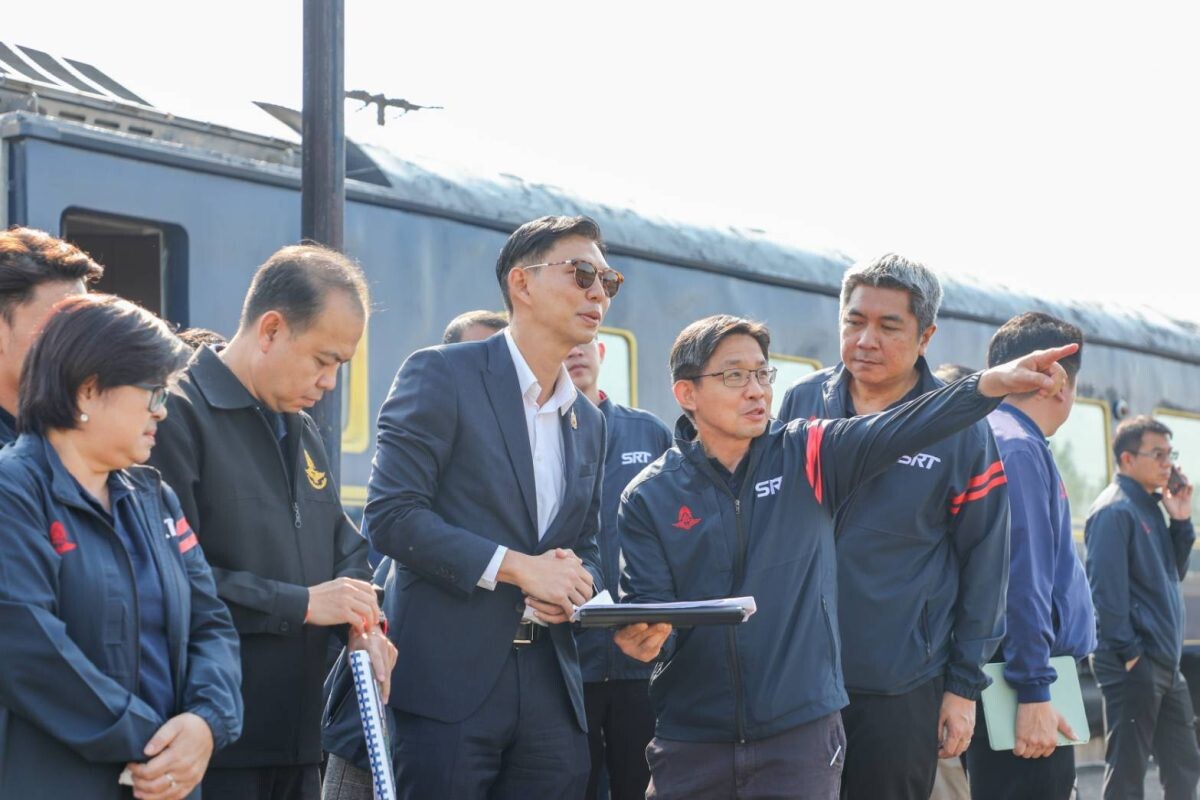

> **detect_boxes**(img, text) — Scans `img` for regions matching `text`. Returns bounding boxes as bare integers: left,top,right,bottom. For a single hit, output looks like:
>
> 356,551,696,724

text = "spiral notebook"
350,650,397,800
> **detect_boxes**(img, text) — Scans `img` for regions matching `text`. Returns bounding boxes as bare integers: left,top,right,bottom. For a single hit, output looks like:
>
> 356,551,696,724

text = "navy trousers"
391,635,590,799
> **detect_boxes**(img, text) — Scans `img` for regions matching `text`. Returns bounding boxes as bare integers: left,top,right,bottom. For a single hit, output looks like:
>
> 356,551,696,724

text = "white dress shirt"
477,329,577,591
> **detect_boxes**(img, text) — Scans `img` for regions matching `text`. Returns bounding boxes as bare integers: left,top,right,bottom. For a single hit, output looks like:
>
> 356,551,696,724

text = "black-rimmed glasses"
521,259,624,298
687,367,778,388
134,383,169,413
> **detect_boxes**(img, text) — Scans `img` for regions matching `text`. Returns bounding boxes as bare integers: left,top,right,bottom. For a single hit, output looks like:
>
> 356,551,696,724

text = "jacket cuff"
273,582,309,636
944,678,984,702
1015,683,1052,703
187,704,230,751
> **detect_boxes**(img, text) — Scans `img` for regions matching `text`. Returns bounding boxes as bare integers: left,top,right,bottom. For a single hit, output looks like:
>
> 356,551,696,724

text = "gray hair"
839,253,943,333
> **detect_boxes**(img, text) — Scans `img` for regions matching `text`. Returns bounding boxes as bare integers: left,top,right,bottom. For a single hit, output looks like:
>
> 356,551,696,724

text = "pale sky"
12,1,1200,322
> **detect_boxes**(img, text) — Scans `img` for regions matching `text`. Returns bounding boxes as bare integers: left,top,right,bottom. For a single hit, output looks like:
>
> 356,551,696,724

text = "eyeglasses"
1133,448,1179,464
134,383,169,413
688,367,778,388
521,259,624,298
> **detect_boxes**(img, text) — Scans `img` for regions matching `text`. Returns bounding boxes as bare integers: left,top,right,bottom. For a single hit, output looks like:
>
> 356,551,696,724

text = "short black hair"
0,227,104,323
442,309,508,344
494,216,605,312
1112,414,1173,463
987,312,1083,382
670,314,771,382
19,294,190,434
177,327,227,350
239,243,369,333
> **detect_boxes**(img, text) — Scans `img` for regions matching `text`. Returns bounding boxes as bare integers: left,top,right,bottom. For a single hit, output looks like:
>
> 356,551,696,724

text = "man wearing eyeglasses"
367,215,621,798
614,314,1078,800
1086,415,1200,799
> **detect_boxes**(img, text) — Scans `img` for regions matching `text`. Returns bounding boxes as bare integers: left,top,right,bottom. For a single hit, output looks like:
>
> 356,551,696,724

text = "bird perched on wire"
346,90,444,126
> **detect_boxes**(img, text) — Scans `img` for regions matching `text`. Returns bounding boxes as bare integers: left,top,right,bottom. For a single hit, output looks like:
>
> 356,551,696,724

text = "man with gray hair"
779,254,1010,800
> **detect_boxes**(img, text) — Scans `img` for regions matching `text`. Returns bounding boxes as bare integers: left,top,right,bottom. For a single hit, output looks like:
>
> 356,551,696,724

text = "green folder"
980,656,1091,750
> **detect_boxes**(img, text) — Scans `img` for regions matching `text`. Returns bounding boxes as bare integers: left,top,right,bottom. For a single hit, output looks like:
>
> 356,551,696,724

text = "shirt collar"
503,329,577,416
999,402,1049,444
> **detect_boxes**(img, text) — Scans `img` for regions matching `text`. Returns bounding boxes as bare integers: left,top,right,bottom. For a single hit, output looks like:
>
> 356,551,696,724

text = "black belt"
514,621,543,647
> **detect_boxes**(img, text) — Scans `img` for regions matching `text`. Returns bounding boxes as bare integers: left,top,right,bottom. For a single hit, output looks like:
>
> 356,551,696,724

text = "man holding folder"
614,314,1077,799
964,313,1094,800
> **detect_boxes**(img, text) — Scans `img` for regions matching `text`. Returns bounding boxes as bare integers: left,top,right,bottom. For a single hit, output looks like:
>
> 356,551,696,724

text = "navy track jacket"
778,359,1010,699
989,404,1095,702
620,374,1001,743
1086,474,1195,669
577,395,673,683
0,434,242,798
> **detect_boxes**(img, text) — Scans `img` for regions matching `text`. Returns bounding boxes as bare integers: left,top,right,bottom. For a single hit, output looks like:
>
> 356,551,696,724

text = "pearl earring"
79,412,89,423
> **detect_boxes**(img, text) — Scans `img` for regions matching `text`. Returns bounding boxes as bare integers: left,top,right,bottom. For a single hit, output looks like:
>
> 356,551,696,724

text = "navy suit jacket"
365,333,605,728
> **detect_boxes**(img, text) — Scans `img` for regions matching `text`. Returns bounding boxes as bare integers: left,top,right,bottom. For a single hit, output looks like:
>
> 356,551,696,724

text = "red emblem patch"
673,506,702,531
49,521,77,555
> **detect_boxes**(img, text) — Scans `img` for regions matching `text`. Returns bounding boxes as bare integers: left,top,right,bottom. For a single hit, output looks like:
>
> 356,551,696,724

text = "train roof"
360,144,1200,364
1,81,1197,364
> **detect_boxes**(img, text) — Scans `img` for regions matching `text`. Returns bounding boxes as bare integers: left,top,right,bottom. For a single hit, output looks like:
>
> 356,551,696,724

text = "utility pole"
301,0,345,480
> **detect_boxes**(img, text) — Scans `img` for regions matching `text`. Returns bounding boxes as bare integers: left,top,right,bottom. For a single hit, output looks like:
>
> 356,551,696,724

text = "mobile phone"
1167,465,1187,495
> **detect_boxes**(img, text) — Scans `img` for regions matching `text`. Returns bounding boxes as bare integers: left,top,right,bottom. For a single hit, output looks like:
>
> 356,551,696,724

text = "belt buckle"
514,621,536,646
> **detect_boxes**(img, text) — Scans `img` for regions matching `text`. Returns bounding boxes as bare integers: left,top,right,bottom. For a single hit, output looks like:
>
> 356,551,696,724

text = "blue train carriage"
4,47,1200,727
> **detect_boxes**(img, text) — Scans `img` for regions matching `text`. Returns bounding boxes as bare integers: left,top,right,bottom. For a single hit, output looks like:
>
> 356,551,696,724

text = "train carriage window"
1156,409,1200,647
1155,409,1200,491
770,354,822,417
60,209,188,325
598,327,637,407
1048,397,1112,528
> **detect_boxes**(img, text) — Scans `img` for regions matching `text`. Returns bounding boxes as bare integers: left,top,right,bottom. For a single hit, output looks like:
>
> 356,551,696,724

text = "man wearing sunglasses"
1086,415,1200,799
367,215,621,798
614,313,1077,800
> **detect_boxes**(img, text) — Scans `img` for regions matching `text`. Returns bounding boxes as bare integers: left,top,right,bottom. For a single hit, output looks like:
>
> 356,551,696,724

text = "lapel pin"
570,409,578,430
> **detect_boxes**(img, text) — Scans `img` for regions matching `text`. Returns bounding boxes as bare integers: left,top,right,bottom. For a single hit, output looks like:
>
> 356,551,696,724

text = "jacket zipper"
728,497,748,742
95,510,143,700
256,410,302,529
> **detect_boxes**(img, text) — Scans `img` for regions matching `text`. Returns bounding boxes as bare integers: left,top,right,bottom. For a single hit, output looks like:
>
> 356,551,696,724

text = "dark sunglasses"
521,259,624,298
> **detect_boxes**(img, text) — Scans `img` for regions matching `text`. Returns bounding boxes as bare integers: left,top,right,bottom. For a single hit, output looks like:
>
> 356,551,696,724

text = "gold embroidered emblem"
304,449,328,490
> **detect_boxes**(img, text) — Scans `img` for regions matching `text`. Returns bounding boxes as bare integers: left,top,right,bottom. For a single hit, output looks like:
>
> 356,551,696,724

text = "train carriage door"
60,209,189,326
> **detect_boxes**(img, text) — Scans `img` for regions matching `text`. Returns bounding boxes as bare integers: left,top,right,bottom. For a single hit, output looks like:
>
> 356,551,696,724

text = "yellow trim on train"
599,325,640,408
341,324,370,454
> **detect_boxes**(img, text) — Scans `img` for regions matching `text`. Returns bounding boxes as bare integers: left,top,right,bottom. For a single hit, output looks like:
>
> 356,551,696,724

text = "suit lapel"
482,336,539,536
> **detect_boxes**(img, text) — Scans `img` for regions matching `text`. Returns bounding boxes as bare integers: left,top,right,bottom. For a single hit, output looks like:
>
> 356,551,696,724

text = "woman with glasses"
0,294,242,799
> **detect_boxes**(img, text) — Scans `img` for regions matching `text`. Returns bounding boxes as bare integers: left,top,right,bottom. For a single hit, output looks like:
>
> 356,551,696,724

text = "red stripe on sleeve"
175,517,190,536
806,419,829,506
177,531,199,553
949,474,1008,515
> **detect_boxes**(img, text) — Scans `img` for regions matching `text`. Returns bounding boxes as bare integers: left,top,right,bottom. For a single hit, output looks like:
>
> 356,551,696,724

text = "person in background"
964,312,1093,800
442,308,508,344
0,294,242,798
567,336,672,800
148,245,395,800
615,313,1075,800
0,227,103,445
367,215,617,797
1087,415,1200,800
778,255,1010,800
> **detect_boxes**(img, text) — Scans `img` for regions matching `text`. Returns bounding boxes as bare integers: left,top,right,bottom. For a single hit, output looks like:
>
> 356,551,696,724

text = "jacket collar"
824,356,937,417
189,344,262,411
998,402,1048,444
1117,472,1164,514
13,432,143,513
0,404,16,445
672,413,766,481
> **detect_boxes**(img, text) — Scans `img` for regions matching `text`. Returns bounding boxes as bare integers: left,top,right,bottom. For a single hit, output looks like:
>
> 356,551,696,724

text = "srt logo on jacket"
621,451,654,465
755,476,783,497
897,453,941,470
